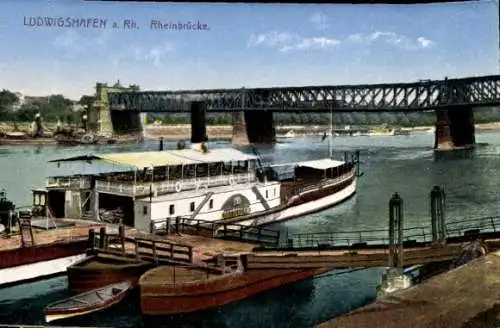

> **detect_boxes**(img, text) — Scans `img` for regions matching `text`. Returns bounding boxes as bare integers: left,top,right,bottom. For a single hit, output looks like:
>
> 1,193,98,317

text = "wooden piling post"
99,226,106,249
118,224,125,254
149,220,155,234
87,229,95,252
431,186,446,244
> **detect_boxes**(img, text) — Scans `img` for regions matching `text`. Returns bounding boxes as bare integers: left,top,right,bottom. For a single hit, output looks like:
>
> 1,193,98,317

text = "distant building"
24,96,50,106
72,102,84,112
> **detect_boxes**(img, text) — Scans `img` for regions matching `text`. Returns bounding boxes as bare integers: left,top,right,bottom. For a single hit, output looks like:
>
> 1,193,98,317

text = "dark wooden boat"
139,259,330,315
67,253,156,292
44,281,132,323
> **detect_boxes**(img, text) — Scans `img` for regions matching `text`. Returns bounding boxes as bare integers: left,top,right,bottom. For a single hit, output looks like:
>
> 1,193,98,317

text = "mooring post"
437,186,446,243
99,226,106,249
389,192,404,273
430,186,439,243
395,193,404,273
388,193,396,268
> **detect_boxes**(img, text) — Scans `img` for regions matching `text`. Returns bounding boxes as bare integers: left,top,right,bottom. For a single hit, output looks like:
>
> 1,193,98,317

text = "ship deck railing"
94,173,257,197
46,175,91,190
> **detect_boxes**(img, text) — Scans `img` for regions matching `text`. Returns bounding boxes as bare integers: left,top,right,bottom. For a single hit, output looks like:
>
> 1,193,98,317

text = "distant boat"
369,129,395,137
44,281,132,323
283,130,295,138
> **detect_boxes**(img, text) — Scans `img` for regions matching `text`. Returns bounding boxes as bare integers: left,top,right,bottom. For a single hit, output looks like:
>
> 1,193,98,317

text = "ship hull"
140,267,329,315
0,239,88,288
258,176,355,226
67,254,156,293
228,175,356,227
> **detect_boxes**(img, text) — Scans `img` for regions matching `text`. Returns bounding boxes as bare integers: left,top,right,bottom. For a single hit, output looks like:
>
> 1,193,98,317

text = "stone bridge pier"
434,106,475,150
232,111,276,147
190,101,208,150
90,82,144,136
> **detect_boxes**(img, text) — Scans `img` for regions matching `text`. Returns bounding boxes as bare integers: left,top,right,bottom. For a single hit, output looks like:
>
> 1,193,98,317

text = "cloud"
310,13,329,30
52,30,86,56
111,43,175,67
248,30,435,52
348,31,435,50
247,31,340,52
417,36,434,49
53,29,114,58
309,13,330,30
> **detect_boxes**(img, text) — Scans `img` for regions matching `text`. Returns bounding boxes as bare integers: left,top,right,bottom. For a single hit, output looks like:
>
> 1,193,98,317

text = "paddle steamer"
44,144,360,231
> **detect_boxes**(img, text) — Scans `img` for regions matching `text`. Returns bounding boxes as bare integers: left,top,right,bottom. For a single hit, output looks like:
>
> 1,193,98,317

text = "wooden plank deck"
167,234,256,261
317,250,500,328
0,219,105,251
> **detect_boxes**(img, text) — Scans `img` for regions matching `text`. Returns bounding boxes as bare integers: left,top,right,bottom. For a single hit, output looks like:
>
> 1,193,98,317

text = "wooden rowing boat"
44,281,132,323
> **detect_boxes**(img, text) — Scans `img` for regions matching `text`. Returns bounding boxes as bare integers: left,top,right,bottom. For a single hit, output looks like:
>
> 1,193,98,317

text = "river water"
0,131,499,327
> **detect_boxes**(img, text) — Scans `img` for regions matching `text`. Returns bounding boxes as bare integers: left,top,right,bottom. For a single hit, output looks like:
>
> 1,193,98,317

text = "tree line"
0,89,93,123
154,108,500,127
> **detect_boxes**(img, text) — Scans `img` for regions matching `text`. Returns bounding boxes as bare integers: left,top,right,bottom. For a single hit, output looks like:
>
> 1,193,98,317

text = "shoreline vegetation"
1,122,500,142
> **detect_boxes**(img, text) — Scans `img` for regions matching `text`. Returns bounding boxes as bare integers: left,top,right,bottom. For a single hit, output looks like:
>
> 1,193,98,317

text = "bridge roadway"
107,74,500,113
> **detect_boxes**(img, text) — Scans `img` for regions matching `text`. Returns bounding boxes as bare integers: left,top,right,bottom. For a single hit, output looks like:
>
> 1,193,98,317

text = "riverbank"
317,251,500,328
1,122,500,143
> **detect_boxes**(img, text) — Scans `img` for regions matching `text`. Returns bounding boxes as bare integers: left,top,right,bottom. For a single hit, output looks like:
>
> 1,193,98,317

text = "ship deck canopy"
295,158,346,170
48,148,258,170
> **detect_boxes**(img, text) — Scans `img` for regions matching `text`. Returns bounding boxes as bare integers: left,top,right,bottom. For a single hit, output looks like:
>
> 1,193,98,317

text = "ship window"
209,199,213,209
265,190,269,199
143,206,148,215
190,202,195,212
169,204,175,215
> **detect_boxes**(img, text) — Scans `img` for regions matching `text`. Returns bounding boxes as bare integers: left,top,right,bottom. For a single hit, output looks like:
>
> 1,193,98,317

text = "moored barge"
139,255,330,315
67,253,156,292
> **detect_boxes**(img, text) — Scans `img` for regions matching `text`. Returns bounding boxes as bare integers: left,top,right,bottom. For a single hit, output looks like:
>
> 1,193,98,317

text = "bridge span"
88,75,500,149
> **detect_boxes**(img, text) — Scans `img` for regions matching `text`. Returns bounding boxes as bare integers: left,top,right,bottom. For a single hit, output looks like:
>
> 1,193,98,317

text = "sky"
0,0,498,100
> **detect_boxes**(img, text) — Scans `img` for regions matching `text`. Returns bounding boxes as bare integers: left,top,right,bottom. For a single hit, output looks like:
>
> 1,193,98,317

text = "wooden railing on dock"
150,217,281,247
87,226,193,264
253,215,500,251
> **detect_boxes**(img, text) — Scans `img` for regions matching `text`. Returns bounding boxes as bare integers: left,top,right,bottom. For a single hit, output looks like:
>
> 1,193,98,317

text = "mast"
328,107,333,158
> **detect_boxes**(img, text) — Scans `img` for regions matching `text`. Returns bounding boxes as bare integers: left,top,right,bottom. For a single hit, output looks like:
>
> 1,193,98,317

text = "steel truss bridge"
107,75,500,113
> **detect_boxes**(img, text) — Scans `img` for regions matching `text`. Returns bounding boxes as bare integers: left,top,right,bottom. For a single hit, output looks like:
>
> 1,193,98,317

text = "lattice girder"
106,75,500,112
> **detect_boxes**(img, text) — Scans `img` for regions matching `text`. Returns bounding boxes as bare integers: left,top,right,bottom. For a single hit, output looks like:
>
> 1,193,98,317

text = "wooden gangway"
246,215,500,270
